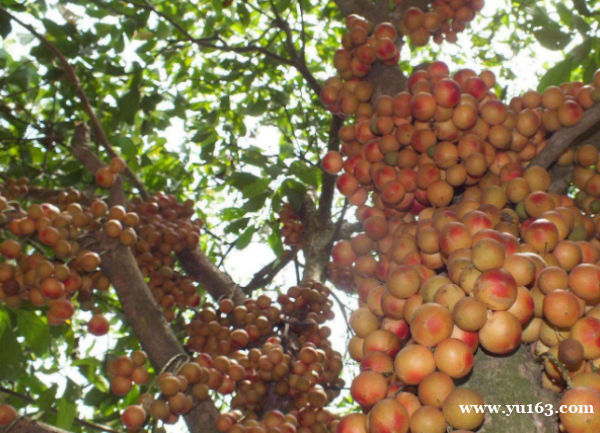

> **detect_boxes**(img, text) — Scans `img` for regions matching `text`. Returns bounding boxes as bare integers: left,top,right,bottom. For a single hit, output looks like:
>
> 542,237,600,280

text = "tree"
2,0,600,433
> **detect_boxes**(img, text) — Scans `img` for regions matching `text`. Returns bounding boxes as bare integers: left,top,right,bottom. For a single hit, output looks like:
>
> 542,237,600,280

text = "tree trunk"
460,345,560,433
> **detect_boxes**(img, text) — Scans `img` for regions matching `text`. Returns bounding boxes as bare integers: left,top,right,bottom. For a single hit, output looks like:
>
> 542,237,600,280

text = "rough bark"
461,345,560,433
0,418,71,433
531,102,600,169
178,248,246,305
71,124,221,433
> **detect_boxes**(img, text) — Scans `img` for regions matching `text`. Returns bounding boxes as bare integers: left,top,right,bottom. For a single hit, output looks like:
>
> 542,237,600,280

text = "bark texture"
0,418,71,433
461,345,560,433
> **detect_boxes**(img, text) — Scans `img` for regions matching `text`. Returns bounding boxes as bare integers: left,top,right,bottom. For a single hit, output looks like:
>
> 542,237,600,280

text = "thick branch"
531,102,600,169
178,248,246,305
71,124,219,433
0,7,148,199
0,418,71,433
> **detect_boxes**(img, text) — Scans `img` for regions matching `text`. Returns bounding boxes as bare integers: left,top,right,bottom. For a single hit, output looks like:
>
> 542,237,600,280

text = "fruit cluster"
108,351,151,396
0,187,203,332
216,407,339,433
399,1,485,46
95,156,127,188
117,283,344,430
279,204,303,248
321,28,600,432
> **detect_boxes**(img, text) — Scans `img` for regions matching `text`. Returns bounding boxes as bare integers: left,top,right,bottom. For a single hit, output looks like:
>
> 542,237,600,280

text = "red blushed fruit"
49,299,75,321
381,318,411,342
321,151,343,174
0,404,17,426
428,61,450,77
408,70,429,91
332,240,357,267
351,371,389,408
88,314,110,336
394,344,436,385
571,317,600,360
524,219,559,253
369,399,410,433
453,68,477,86
320,86,339,106
474,268,518,311
461,210,493,235
375,38,397,61
356,44,376,65
507,286,535,324
478,311,522,355
569,264,600,301
361,352,394,375
433,78,461,108
451,325,480,353
410,93,437,121
95,166,116,188
375,22,397,40
363,329,402,358
381,181,406,204
410,303,454,347
337,414,367,433
558,100,584,127
439,222,472,256
559,387,600,433
481,99,508,125
462,76,487,100
363,215,389,241
336,173,359,196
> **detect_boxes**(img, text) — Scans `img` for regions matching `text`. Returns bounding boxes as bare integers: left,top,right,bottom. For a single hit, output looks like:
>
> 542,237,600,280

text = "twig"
0,386,119,433
0,7,149,199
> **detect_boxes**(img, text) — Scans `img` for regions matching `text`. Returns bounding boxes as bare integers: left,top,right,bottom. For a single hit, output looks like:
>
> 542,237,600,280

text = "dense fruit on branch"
320,8,600,431
279,204,304,248
103,282,344,430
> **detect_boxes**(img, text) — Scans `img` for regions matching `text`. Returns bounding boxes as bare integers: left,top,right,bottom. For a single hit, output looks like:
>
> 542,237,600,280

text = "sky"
2,0,576,428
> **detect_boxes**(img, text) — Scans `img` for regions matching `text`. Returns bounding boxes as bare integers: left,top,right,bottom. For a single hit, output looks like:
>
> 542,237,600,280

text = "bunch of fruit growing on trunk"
321,6,600,432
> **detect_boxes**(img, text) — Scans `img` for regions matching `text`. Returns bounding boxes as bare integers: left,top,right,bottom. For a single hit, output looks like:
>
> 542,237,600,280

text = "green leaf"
37,384,58,413
268,226,284,257
241,192,270,213
0,325,25,380
224,218,250,234
229,172,261,190
119,90,141,124
243,100,268,116
533,27,572,50
112,137,138,165
242,178,271,199
16,310,50,356
0,13,11,38
56,397,77,430
236,225,255,250
289,161,320,187
537,58,574,91
280,179,306,212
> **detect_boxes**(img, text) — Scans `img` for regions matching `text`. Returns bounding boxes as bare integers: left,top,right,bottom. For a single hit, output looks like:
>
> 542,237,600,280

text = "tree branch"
531,103,600,169
0,387,118,433
243,247,299,293
0,417,71,433
118,0,322,97
177,248,246,305
70,124,220,433
0,7,149,200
